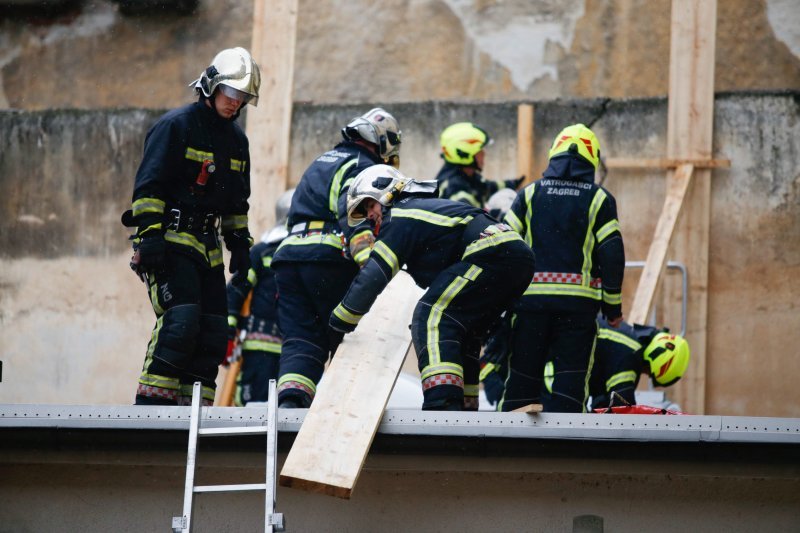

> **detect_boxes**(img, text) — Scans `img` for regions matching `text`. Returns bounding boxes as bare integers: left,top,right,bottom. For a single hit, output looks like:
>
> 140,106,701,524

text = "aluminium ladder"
172,380,285,532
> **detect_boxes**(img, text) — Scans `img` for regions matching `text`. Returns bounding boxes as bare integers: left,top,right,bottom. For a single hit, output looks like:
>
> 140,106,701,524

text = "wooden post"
628,0,716,414
246,0,298,232
517,104,534,185
665,0,716,415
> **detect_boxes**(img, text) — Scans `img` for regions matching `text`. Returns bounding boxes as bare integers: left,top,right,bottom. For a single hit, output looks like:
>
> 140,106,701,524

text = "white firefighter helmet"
485,188,517,219
341,108,402,160
191,47,261,106
346,164,437,226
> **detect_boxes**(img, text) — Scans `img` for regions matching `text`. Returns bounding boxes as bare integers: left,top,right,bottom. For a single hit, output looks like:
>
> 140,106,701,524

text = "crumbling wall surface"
0,0,798,110
0,93,798,417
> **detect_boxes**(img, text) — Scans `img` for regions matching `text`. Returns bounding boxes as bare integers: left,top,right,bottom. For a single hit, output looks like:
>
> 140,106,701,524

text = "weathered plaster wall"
0,93,798,416
0,0,798,110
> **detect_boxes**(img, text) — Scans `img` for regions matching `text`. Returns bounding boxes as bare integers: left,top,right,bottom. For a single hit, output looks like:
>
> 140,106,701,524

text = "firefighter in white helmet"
271,109,402,409
328,165,535,411
124,47,260,405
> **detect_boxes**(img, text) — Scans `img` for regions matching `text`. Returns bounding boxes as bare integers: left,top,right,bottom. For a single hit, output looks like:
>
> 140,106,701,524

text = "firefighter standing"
126,47,259,406
436,122,523,207
500,124,625,413
272,109,402,408
225,189,294,405
587,318,690,410
329,165,535,411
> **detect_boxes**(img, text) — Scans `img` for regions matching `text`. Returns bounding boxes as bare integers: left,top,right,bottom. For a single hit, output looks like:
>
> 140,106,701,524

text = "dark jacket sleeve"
594,190,625,320
221,129,253,250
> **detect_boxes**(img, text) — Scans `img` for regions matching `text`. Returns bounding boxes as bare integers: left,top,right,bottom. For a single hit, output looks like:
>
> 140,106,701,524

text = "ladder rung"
198,426,268,437
194,483,267,493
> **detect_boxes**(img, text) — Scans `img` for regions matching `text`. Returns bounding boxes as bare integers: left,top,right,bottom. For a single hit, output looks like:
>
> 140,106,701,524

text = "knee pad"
153,304,201,370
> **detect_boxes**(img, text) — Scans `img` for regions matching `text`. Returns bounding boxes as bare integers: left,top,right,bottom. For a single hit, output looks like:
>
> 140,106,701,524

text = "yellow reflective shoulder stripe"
247,267,257,285
132,197,166,216
524,282,601,299
420,362,464,381
462,231,522,259
449,191,481,207
329,159,358,216
230,158,245,172
606,370,637,391
221,214,248,231
596,219,620,242
185,147,214,162
438,180,449,197
581,189,607,285
504,209,524,235
333,303,363,326
597,328,642,351
391,208,473,227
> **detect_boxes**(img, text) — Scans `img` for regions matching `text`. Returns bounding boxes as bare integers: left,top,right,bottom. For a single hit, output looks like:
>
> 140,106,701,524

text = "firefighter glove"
482,368,504,407
136,233,166,271
229,247,250,275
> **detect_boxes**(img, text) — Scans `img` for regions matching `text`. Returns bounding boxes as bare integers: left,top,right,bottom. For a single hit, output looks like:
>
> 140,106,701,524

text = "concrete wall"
1,92,799,416
0,0,798,110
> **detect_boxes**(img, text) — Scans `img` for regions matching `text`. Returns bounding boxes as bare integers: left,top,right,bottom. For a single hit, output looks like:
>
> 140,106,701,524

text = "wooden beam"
516,104,534,185
628,163,694,325
664,0,716,415
246,0,298,232
605,158,729,169
279,273,423,499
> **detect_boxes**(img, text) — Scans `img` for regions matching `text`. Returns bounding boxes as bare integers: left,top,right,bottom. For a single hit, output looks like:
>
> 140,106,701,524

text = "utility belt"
165,208,219,234
289,220,340,236
461,213,512,248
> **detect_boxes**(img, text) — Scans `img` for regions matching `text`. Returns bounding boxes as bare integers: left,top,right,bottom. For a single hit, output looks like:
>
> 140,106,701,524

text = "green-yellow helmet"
440,122,491,167
548,123,601,169
643,332,690,387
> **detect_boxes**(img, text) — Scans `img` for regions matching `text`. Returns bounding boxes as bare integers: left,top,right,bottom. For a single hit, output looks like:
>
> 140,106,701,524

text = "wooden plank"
628,163,694,325
605,158,729,169
246,0,298,231
516,104,534,185
279,272,424,499
664,0,717,415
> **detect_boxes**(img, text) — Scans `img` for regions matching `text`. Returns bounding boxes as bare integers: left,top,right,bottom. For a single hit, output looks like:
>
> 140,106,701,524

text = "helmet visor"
386,129,402,146
219,84,254,104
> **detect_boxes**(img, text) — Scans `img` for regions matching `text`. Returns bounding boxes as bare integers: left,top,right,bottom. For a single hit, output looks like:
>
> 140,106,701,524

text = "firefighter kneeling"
328,165,534,411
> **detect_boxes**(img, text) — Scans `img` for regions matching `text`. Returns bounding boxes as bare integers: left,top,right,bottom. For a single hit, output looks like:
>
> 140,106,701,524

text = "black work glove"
229,247,250,275
136,233,166,272
482,369,504,407
327,326,345,357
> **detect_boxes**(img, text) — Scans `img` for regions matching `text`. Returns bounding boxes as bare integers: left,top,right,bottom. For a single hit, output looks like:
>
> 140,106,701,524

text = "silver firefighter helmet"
191,47,261,106
260,188,295,244
341,108,402,160
346,164,437,226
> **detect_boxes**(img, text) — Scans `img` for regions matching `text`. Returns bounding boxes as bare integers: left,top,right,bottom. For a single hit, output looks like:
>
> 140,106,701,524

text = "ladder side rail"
266,379,284,531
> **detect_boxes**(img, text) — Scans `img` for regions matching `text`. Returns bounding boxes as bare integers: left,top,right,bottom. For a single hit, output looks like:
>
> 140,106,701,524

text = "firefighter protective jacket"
589,318,661,407
329,196,517,332
272,141,381,265
436,162,517,207
504,154,625,318
131,100,252,268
